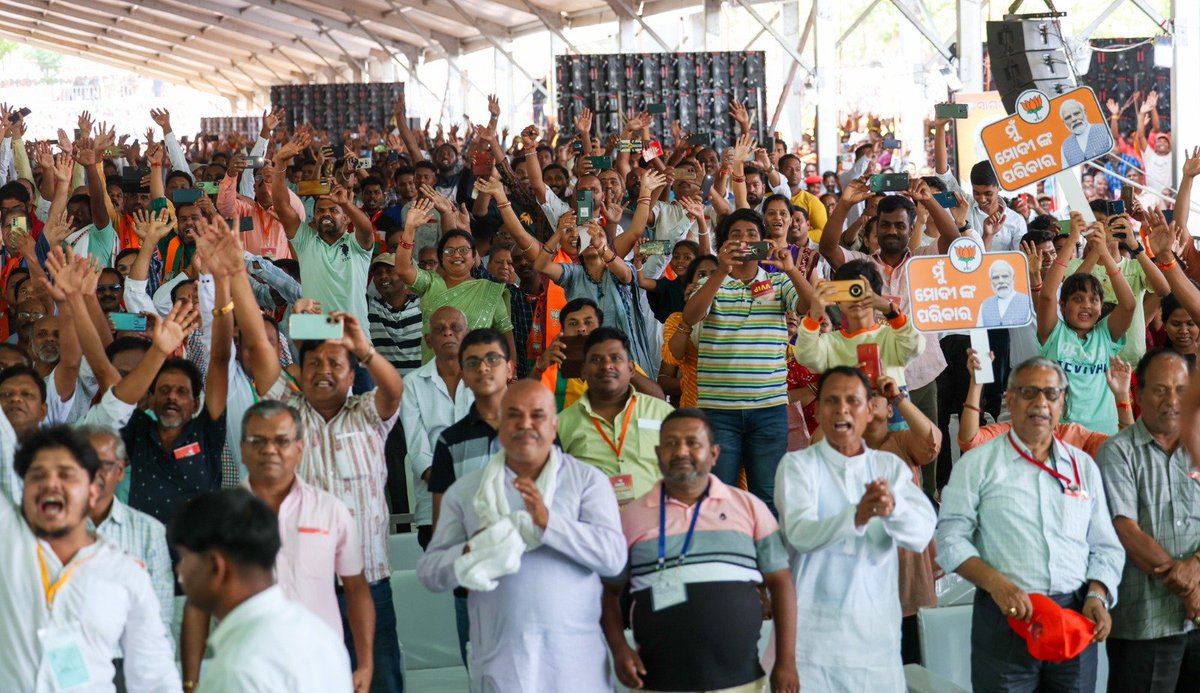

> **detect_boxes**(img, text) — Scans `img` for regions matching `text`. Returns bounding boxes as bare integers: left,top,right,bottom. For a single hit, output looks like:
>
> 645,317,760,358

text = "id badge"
609,474,635,506
749,279,775,302
1064,488,1089,501
651,573,687,611
38,622,93,691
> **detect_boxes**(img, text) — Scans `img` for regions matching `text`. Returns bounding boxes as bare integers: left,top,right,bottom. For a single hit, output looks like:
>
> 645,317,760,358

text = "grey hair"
76,425,128,462
242,400,302,439
1058,99,1084,117
1007,356,1069,392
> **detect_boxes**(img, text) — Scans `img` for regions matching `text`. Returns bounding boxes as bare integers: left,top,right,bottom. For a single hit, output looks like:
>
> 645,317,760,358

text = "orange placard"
906,238,1034,332
981,86,1113,192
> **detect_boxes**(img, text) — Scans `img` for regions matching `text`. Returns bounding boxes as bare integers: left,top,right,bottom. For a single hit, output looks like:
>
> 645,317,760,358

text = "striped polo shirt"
614,476,788,691
696,267,798,410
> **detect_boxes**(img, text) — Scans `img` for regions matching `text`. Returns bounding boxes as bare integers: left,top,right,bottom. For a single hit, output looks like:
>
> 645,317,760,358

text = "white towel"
453,448,561,591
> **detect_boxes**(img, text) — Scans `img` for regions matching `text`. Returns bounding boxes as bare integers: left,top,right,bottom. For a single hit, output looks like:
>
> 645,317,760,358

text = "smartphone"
7,107,29,123
827,279,867,302
297,179,332,196
289,314,345,341
1164,209,1174,224
1120,185,1134,213
687,133,712,147
646,103,667,114
10,216,27,234
763,137,776,154
586,156,612,171
204,134,220,143
935,103,969,119
700,174,715,200
575,190,594,224
869,173,910,193
150,197,168,214
571,140,583,153
741,241,771,260
559,334,587,379
373,143,387,154
110,312,148,332
239,217,255,232
618,139,643,153
103,146,122,158
198,181,219,195
857,343,882,389
1104,200,1126,216
933,191,957,208
121,167,151,194
641,240,674,256
1056,219,1072,235
240,155,266,170
172,189,203,205
882,138,902,150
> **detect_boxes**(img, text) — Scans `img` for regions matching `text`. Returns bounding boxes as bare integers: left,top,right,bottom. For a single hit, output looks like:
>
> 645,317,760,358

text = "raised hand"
77,111,94,137
420,184,453,214
841,175,874,205
150,108,172,132
153,300,200,356
573,107,593,135
1106,98,1120,116
73,137,97,166
1106,356,1132,401
474,173,506,201
274,132,312,165
133,209,172,244
328,184,353,208
262,106,285,132
405,197,435,230
1183,146,1200,179
729,100,750,128
487,94,501,118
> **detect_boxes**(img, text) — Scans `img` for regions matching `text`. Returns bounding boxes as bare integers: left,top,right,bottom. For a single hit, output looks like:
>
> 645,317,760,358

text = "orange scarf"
535,249,571,393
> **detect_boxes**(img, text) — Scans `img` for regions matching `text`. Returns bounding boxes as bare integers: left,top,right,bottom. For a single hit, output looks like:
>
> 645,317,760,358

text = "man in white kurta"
775,366,936,691
417,380,626,693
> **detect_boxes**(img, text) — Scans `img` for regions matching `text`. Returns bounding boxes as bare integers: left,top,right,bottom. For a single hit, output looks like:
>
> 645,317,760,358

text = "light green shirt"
1038,318,1125,434
557,387,674,503
290,224,372,337
1065,257,1149,364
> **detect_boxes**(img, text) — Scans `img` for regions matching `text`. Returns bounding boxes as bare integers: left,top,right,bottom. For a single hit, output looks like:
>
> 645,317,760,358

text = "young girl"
1036,213,1135,434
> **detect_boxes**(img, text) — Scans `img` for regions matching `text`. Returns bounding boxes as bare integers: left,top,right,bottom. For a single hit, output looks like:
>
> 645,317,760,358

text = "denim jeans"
700,405,789,514
353,363,376,395
338,578,404,693
454,593,470,667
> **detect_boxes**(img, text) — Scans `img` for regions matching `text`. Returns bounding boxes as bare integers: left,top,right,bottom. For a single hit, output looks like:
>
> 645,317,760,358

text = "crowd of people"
0,81,1196,693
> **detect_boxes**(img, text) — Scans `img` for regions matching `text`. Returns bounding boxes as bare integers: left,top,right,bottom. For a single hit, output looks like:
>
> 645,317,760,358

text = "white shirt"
0,498,180,692
401,360,474,527
1143,147,1174,195
92,498,174,638
197,585,352,693
935,170,1029,252
774,439,936,691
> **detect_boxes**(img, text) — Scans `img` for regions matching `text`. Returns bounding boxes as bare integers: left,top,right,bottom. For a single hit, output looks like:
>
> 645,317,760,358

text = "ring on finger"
1007,607,1018,616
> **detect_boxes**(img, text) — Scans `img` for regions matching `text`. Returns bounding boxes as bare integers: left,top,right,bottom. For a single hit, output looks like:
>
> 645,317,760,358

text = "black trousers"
1107,631,1200,693
970,589,1097,693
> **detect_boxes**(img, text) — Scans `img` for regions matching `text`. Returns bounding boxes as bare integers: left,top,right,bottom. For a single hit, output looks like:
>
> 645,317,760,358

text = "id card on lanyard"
652,482,709,611
36,544,95,690
1008,433,1086,499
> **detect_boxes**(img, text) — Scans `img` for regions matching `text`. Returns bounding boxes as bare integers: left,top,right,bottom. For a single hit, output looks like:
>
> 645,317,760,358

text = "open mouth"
38,496,65,517
831,421,853,432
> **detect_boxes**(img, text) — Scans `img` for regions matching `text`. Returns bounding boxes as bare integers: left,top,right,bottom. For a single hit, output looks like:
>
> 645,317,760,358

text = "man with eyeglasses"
82,424,173,687
937,357,1126,692
402,306,473,549
95,268,124,314
181,400,375,692
427,327,514,665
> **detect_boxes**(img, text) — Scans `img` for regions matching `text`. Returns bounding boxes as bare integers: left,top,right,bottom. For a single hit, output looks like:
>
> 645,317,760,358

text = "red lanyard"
1008,433,1080,492
590,395,636,461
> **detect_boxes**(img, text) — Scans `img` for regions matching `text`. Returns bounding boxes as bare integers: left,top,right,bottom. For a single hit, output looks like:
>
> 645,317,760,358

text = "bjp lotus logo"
955,243,977,269
1016,88,1051,124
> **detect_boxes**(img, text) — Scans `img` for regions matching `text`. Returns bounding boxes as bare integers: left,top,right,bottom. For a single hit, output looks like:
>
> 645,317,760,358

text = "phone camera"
849,283,864,298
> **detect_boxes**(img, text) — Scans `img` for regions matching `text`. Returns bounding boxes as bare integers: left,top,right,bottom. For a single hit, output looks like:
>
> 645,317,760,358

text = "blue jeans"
700,405,788,514
338,579,404,693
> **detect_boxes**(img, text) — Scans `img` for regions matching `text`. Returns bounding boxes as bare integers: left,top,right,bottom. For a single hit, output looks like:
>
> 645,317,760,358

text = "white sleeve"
76,387,138,431
240,137,268,198
123,277,159,317
163,132,191,175
540,188,572,228
118,564,183,690
152,273,189,316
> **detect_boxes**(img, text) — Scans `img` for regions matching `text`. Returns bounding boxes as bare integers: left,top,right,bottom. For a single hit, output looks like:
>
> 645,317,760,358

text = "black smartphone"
687,133,712,147
1163,209,1174,224
1104,200,1126,216
559,334,587,379
646,103,667,114
742,241,771,260
935,103,969,119
585,156,612,170
7,108,29,123
882,138,902,150
933,191,957,208
869,173,910,193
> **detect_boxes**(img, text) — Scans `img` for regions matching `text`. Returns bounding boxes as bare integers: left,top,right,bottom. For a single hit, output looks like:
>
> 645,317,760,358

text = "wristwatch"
1127,243,1144,259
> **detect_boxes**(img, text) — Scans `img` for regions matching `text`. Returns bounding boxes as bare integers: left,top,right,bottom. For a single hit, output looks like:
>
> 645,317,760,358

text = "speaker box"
987,20,1076,112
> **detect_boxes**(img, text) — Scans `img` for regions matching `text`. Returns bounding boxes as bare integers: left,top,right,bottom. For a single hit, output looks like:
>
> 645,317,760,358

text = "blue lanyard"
657,482,710,572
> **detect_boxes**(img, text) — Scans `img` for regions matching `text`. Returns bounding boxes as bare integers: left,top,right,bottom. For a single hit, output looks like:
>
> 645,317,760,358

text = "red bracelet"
1053,259,1069,269
1116,400,1133,410
637,197,651,205
963,403,981,413
1106,267,1122,278
150,162,162,168
731,175,746,183
1156,259,1177,271
496,201,512,210
398,240,414,250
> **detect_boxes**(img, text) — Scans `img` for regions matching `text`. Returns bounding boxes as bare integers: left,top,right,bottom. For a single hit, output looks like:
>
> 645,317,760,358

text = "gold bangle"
211,301,234,318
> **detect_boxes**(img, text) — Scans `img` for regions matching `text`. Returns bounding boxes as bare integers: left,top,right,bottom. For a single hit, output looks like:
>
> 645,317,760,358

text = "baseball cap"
1006,594,1095,662
370,252,396,268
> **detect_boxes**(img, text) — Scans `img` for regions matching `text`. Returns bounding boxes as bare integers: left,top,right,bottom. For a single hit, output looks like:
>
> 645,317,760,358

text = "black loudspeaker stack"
986,20,1076,112
555,52,767,151
269,83,406,134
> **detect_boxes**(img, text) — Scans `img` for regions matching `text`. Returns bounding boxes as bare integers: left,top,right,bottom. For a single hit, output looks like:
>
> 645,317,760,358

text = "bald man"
401,306,472,547
417,380,626,692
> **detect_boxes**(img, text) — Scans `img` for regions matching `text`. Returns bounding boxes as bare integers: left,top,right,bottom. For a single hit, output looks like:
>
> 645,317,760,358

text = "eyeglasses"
243,435,298,450
97,284,122,292
463,353,506,371
1014,385,1067,402
16,312,44,321
442,246,474,257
